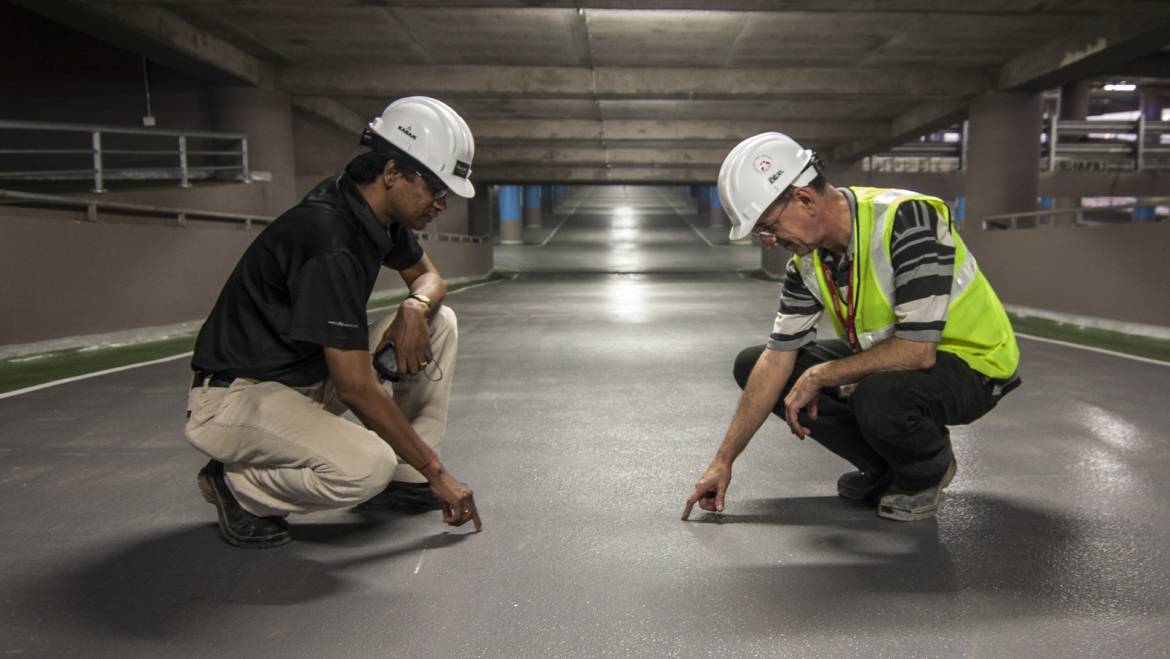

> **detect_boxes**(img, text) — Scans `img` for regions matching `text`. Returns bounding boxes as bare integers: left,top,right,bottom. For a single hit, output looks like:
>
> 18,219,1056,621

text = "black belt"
192,372,234,388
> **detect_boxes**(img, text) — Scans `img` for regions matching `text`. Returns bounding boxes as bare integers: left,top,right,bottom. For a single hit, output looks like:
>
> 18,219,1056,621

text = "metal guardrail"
980,196,1170,230
0,120,251,192
0,189,494,244
863,119,1170,174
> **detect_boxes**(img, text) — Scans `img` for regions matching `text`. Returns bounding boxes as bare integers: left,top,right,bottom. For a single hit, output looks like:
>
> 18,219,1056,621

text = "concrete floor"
2,186,1169,657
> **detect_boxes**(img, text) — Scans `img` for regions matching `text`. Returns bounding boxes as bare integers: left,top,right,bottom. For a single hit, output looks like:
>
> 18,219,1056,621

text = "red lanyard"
821,255,860,353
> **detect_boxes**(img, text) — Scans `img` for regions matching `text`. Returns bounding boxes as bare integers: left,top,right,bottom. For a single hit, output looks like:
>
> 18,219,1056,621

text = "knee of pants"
850,374,924,436
322,440,397,505
732,345,764,390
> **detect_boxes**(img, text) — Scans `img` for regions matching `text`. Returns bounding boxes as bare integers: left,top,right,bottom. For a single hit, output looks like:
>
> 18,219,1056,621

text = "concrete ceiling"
20,0,1170,183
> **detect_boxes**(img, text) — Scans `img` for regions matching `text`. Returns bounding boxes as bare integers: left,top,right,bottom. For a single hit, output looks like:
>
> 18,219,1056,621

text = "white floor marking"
0,351,193,400
1016,332,1169,367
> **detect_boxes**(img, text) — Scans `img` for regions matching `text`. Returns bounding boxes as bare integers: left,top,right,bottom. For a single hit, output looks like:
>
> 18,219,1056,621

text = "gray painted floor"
2,186,1169,657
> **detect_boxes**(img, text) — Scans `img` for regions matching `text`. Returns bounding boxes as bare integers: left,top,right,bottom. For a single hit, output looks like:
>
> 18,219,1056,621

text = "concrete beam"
831,100,968,162
292,96,367,135
473,164,720,184
477,146,731,166
997,16,1170,92
470,119,887,142
14,0,269,86
277,64,989,100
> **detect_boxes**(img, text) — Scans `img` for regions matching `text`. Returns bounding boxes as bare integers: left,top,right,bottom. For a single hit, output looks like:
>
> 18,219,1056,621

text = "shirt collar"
337,174,395,256
820,187,856,270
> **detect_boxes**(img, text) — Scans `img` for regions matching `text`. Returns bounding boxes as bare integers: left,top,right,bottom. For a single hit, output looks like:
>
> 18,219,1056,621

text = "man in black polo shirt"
186,97,481,547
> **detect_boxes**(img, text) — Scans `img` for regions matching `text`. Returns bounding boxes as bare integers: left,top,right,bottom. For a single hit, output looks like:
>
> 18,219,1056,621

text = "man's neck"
820,186,853,257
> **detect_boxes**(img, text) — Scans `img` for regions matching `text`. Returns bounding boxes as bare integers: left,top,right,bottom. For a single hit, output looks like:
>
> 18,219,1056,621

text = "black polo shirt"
191,174,423,386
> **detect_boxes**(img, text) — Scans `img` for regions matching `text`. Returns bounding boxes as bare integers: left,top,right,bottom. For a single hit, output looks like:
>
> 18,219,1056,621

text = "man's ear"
382,159,401,187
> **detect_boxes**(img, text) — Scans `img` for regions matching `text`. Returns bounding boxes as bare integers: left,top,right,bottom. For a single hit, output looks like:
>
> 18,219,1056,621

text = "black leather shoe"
196,460,291,548
837,467,893,501
355,481,442,512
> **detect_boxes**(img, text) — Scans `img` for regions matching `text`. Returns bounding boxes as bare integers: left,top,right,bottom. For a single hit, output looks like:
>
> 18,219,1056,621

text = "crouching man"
186,96,481,547
683,132,1020,523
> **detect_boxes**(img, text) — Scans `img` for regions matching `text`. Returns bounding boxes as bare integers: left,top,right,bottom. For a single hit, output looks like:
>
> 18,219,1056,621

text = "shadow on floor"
11,518,470,645
683,491,1167,634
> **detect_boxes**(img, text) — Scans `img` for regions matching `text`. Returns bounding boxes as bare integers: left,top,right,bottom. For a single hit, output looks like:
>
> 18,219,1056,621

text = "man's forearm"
408,271,447,308
340,381,442,478
714,349,795,464
816,337,936,388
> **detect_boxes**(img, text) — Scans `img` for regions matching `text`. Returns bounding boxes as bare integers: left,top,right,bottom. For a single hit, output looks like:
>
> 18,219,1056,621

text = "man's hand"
428,469,482,531
783,363,827,440
682,460,732,520
382,298,432,376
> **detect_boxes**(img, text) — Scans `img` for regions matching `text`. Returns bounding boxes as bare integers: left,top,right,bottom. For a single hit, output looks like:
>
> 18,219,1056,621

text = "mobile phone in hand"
373,343,400,382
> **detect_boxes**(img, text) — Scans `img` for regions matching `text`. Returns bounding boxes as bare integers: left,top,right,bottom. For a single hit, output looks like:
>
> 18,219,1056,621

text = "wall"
0,205,493,347
962,222,1170,327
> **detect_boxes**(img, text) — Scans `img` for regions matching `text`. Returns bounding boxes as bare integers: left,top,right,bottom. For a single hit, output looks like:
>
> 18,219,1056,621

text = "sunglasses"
414,169,449,200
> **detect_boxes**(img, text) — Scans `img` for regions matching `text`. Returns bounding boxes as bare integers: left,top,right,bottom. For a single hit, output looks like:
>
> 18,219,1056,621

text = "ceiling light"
1103,83,1137,92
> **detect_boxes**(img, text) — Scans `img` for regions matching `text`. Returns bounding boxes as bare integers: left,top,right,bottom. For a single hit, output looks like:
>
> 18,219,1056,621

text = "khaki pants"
184,306,457,517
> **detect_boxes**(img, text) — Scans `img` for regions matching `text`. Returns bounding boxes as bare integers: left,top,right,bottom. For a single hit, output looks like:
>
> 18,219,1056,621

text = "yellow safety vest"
792,187,1019,379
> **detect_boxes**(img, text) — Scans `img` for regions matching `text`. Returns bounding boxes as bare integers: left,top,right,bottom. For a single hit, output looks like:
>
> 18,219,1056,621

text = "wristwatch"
407,292,432,311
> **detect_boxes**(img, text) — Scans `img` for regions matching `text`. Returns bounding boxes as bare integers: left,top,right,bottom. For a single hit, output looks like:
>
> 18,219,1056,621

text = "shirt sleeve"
287,251,370,350
383,223,424,271
766,257,823,351
890,199,955,342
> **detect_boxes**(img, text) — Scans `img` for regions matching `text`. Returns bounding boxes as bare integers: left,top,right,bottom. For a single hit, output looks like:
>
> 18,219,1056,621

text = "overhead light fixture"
1103,83,1137,92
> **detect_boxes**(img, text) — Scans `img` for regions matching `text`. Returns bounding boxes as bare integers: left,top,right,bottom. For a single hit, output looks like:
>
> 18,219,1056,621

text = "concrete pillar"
541,184,555,213
696,185,710,215
1139,88,1166,121
467,184,492,237
708,184,728,228
1059,81,1091,120
499,185,523,244
965,92,1043,225
523,185,542,229
210,86,297,217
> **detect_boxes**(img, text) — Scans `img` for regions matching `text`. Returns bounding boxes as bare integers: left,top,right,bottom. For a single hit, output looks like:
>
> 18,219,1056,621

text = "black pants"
734,342,1002,491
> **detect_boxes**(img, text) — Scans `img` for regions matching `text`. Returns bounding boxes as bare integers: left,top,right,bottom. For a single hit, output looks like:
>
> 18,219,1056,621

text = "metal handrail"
0,120,246,140
980,196,1170,230
0,120,252,193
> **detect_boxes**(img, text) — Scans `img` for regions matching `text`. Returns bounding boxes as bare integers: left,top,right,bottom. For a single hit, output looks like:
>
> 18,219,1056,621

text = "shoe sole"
876,460,957,522
197,470,291,548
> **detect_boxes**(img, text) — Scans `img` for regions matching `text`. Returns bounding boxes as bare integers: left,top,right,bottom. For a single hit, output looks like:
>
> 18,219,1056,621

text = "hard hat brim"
729,222,753,241
442,174,474,199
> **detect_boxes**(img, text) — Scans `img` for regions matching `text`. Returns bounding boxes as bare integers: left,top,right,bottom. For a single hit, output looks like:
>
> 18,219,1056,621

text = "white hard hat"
363,96,476,198
718,132,820,240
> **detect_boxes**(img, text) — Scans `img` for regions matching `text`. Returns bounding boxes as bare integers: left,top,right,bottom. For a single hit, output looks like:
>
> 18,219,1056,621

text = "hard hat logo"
754,156,773,173
364,96,477,199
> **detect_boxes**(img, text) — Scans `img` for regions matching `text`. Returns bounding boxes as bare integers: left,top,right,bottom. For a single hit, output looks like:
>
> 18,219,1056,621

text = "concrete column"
1059,81,1091,120
210,86,297,216
965,92,1043,225
708,184,728,227
523,185,542,229
468,184,492,237
499,185,523,244
696,185,710,215
1140,88,1166,121
541,184,555,213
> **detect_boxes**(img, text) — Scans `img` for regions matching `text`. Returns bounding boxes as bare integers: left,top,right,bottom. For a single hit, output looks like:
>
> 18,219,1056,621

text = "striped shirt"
767,188,956,351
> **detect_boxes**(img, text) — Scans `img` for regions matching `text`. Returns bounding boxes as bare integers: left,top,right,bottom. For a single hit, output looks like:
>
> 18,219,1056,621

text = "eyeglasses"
750,197,792,236
414,169,449,200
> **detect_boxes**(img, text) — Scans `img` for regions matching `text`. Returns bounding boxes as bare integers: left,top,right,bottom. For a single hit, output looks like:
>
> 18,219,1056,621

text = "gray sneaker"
877,459,958,522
